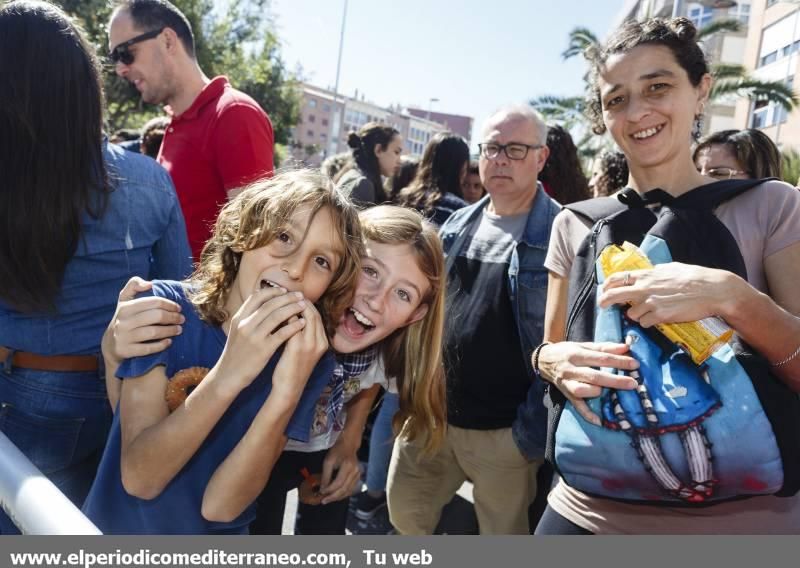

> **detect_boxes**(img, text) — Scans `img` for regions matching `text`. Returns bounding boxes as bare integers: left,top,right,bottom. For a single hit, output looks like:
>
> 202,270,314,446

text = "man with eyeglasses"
387,105,560,535
107,0,274,260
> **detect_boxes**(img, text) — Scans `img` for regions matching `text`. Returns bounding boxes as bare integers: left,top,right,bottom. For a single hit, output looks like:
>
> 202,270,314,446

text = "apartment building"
287,84,344,167
287,83,471,166
733,0,800,148
406,108,474,144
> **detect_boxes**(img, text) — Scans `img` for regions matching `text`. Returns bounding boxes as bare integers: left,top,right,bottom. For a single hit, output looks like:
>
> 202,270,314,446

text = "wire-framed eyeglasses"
478,142,544,160
700,167,750,180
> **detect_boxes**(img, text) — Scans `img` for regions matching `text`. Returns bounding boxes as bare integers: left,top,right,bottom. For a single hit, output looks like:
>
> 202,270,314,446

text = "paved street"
281,480,478,535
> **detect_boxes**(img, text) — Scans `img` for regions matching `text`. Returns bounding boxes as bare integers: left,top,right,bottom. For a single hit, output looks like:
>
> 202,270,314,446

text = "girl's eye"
362,266,378,278
397,289,411,302
277,231,291,243
315,256,331,270
605,95,624,109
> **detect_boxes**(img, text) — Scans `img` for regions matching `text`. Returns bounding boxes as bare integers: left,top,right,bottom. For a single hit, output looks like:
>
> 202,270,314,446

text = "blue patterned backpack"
544,181,800,504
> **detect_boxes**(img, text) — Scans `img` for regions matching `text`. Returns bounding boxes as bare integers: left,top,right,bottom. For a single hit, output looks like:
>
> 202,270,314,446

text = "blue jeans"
0,365,112,533
366,392,399,493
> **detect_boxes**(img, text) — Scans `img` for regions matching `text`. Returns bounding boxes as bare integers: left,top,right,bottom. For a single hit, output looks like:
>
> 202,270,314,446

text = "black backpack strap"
567,180,772,222
671,178,775,209
563,196,626,225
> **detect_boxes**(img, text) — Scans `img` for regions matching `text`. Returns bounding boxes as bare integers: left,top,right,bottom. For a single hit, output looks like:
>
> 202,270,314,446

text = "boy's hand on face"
272,303,329,399
217,285,307,391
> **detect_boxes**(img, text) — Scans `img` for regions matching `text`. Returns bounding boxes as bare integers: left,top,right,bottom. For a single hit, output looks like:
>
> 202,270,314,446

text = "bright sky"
268,0,624,149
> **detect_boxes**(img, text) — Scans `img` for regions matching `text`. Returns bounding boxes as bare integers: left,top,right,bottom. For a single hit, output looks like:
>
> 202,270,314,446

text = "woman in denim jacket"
0,0,191,533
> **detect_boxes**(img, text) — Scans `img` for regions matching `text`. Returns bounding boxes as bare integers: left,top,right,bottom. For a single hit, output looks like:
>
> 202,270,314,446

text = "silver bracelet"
771,343,800,368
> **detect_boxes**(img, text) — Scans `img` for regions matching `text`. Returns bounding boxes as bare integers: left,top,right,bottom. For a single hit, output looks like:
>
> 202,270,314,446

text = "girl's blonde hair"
190,169,364,336
359,205,447,455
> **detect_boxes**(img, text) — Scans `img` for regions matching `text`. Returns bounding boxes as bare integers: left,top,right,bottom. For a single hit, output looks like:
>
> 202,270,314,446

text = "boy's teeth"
351,308,374,327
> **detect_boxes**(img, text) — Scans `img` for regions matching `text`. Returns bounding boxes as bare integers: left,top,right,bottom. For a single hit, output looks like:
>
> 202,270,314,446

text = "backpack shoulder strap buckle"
619,187,674,208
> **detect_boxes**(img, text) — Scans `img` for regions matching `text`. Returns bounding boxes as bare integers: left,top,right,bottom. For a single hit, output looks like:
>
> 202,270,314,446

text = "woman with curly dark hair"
535,17,800,535
588,149,629,197
538,124,591,204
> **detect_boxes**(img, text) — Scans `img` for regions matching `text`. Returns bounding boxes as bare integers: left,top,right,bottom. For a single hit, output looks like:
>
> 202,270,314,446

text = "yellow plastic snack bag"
599,241,733,365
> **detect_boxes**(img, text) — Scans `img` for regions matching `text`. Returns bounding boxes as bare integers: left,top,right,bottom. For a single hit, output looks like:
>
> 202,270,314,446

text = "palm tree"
780,149,800,185
696,18,742,39
532,18,799,159
530,95,587,128
560,27,599,60
557,17,742,62
710,63,798,110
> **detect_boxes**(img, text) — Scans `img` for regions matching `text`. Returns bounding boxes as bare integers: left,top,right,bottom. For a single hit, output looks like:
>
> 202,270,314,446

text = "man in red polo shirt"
108,0,274,259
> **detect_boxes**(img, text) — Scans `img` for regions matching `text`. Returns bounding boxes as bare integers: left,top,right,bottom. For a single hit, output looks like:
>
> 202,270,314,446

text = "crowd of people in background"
1,0,799,537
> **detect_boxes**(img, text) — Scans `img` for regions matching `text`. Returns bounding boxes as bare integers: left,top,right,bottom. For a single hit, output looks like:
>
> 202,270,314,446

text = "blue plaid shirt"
323,346,380,435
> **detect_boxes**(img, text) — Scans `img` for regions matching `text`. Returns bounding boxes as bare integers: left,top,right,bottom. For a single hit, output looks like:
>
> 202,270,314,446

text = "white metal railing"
0,431,101,534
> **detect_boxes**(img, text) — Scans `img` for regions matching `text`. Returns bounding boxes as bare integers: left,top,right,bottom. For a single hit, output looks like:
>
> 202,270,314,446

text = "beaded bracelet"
771,343,800,368
531,341,552,379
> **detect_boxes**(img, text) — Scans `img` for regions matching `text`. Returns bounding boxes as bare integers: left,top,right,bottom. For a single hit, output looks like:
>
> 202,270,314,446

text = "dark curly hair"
591,150,629,197
585,17,709,135
538,125,590,204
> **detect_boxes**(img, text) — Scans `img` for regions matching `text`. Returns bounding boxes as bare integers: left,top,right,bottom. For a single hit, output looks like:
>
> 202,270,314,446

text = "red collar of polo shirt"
170,76,230,121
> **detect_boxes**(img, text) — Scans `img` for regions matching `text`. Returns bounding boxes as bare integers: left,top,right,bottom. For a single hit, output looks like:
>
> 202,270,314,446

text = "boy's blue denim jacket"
438,184,560,460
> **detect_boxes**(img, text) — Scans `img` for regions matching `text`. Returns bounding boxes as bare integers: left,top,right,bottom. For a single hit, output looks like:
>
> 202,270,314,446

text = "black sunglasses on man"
108,27,164,65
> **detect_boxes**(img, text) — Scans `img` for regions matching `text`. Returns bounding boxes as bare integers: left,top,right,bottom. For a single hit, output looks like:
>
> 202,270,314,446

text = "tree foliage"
58,0,299,144
780,149,800,185
561,27,599,60
696,18,741,39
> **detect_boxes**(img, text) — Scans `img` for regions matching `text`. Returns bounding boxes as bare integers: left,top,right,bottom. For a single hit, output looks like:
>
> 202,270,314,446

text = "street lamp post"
426,97,439,121
330,0,348,156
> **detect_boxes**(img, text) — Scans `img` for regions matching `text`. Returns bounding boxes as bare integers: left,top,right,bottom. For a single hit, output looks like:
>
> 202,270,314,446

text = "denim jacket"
438,184,560,460
0,140,192,357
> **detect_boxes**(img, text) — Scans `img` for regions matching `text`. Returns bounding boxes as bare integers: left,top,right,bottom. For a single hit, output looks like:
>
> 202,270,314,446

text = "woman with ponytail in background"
335,123,403,207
